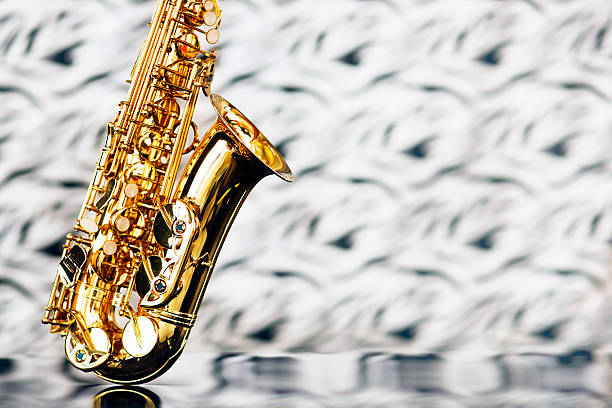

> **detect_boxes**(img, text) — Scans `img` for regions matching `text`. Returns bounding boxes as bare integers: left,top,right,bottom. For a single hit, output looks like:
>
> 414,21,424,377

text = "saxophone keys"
122,316,157,358
137,130,165,164
94,179,116,210
135,256,164,298
206,29,219,45
112,207,145,237
153,204,175,248
203,11,217,27
125,162,157,195
65,328,111,370
163,60,192,89
124,183,139,198
152,96,180,128
102,240,118,256
57,245,87,287
115,216,131,233
153,202,193,250
184,0,219,27
80,218,99,234
175,32,200,59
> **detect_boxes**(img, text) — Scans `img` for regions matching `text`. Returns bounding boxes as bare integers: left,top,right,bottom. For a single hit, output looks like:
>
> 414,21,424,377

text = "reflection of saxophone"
42,0,293,384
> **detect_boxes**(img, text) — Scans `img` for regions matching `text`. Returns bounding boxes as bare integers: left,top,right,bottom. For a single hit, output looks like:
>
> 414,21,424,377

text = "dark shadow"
91,386,161,408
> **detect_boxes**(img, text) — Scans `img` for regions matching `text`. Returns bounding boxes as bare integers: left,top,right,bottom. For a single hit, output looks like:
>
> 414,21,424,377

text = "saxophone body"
42,0,293,384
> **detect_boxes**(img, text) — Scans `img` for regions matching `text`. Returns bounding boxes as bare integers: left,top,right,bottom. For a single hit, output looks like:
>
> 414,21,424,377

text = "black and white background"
1,0,612,406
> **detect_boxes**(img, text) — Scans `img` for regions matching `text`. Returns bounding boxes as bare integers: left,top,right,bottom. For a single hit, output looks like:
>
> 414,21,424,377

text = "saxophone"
42,0,293,384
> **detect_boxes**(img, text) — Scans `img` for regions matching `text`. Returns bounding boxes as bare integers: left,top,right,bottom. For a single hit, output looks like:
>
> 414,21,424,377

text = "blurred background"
1,0,612,406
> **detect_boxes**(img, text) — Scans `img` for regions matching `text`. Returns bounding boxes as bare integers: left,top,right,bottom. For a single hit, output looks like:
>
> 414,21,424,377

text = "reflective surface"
1,351,612,407
92,387,161,408
210,94,294,183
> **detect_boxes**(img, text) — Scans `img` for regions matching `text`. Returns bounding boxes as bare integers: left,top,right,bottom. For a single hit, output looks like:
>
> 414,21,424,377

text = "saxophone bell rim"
210,94,294,183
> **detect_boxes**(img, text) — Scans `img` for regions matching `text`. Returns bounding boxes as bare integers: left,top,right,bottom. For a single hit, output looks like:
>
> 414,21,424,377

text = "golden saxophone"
42,0,293,384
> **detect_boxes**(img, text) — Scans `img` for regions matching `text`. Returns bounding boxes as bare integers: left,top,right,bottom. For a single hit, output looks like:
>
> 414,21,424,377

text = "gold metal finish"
42,0,293,384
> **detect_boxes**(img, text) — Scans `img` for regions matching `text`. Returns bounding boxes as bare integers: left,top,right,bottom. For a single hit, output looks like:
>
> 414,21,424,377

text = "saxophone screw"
153,278,167,294
75,350,87,363
173,220,186,235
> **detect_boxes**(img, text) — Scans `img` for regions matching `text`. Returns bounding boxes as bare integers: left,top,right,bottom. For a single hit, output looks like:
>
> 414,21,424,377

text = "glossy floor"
1,351,611,407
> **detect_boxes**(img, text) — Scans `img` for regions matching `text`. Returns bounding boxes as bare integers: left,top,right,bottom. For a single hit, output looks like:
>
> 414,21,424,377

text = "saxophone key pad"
123,316,158,358
80,218,99,234
102,240,118,256
115,216,131,233
124,183,139,198
204,11,217,26
206,29,219,45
